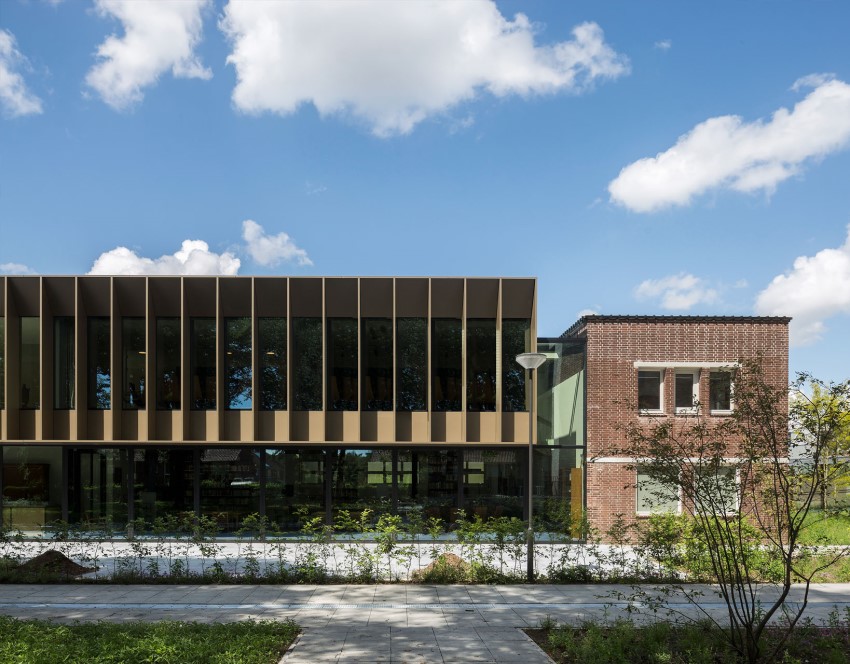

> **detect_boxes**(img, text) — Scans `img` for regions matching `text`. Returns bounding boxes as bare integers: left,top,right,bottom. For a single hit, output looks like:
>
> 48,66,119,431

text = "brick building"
560,315,790,534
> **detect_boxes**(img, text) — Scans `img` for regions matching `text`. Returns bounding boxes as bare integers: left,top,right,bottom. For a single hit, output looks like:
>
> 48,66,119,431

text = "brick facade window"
638,370,663,412
636,468,680,515
674,371,699,414
710,371,733,413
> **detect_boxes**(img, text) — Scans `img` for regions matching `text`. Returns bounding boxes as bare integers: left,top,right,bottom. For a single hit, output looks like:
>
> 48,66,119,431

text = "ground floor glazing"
0,444,584,534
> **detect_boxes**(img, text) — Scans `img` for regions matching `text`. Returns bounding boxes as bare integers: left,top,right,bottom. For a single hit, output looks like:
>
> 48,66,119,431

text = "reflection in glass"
69,448,129,526
467,319,496,412
331,449,392,524
362,318,392,411
397,318,426,411
200,448,260,531
396,449,458,524
502,319,530,412
133,448,194,526
190,318,216,410
225,317,252,410
259,318,286,410
20,317,39,409
534,446,584,536
292,317,322,410
54,317,75,409
328,318,357,411
2,446,62,529
265,449,324,530
87,317,110,410
432,318,462,411
122,317,145,409
537,340,585,446
463,449,522,519
156,317,180,410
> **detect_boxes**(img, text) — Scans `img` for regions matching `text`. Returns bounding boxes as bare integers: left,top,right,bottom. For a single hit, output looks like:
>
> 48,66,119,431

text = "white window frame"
635,466,682,516
674,370,700,415
638,369,665,415
709,370,734,415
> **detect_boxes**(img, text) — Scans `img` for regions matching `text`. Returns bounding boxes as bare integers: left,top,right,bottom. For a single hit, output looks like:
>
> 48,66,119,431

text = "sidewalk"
1,583,848,663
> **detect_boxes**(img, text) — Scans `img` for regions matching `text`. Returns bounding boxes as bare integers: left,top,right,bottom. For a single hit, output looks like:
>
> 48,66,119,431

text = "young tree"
798,382,850,509
618,359,850,664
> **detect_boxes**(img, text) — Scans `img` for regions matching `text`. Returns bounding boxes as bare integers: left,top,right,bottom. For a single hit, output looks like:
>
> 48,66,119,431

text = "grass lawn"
527,612,850,664
0,616,299,664
798,509,850,546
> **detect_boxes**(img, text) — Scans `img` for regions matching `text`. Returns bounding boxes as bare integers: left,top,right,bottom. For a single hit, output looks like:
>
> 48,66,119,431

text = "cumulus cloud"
755,224,850,346
0,262,36,274
220,1,629,136
635,273,718,310
88,240,240,275
242,220,312,267
609,76,850,212
86,0,212,110
0,29,43,117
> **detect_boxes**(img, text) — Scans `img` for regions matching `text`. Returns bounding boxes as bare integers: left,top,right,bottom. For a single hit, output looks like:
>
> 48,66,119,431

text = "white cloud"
0,29,43,117
755,224,850,346
220,1,629,137
86,0,212,110
609,76,850,212
88,240,240,275
0,262,36,274
242,220,312,267
635,273,718,310
654,39,672,51
577,308,600,317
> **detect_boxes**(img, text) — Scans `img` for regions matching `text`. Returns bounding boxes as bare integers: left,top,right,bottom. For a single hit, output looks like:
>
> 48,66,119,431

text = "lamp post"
516,352,547,583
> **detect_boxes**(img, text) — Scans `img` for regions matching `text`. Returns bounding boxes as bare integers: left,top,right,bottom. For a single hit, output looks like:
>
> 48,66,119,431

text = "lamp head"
515,352,547,370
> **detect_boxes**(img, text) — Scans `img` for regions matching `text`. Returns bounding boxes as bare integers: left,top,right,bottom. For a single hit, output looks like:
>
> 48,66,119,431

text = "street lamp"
516,351,547,583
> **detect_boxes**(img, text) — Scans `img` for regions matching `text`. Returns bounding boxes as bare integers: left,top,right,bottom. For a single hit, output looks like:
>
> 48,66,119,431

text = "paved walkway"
1,584,848,663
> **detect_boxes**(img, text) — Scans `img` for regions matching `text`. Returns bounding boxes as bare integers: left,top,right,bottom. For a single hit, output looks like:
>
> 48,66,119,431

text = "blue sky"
1,1,849,382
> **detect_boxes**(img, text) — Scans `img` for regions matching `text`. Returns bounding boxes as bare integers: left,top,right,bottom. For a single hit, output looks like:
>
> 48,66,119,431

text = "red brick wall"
581,319,789,537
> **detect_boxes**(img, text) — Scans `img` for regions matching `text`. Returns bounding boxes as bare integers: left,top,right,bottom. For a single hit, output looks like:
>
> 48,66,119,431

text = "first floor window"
696,466,739,514
638,370,662,411
675,371,698,413
636,468,679,514
710,372,732,412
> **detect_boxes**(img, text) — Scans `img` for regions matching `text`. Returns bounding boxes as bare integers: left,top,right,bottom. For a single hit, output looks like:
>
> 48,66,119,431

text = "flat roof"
561,314,792,338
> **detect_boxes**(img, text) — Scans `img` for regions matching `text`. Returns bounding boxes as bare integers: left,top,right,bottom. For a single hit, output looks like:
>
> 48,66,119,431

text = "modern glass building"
0,275,587,533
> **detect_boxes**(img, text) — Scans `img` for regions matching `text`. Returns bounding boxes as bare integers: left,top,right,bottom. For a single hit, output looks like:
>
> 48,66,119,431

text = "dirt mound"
412,553,472,582
17,550,96,578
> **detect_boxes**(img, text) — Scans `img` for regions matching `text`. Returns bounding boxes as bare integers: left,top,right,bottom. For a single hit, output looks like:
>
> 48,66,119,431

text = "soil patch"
16,550,96,579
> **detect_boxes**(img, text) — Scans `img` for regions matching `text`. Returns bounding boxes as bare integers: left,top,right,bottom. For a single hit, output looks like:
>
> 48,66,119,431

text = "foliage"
0,616,299,664
616,360,850,663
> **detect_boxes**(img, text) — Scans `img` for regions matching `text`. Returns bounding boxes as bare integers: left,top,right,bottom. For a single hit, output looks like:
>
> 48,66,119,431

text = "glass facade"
87,317,110,410
397,449,459,524
20,317,39,409
122,318,145,409
362,318,392,411
225,317,252,410
537,340,585,446
1,445,62,529
327,318,357,411
463,449,522,518
258,318,286,410
156,317,180,410
69,448,129,526
397,318,426,411
432,318,462,412
502,319,530,411
467,319,496,412
534,446,584,534
190,318,216,410
292,317,322,410
331,448,393,523
54,317,75,410
265,448,324,530
133,448,194,526
200,448,260,530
